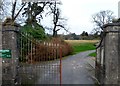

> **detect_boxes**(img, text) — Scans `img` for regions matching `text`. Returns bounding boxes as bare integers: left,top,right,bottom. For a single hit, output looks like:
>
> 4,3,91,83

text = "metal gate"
17,31,62,85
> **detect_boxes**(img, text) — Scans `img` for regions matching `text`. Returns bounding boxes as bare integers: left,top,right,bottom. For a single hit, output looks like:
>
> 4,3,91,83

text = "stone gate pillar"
0,22,2,86
2,24,20,85
103,23,120,85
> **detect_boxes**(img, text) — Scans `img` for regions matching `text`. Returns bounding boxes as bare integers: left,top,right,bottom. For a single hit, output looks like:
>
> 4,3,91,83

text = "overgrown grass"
89,52,96,57
65,40,99,54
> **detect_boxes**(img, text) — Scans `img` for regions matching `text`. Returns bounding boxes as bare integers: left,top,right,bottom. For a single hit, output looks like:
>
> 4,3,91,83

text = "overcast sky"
2,0,120,35
48,0,120,35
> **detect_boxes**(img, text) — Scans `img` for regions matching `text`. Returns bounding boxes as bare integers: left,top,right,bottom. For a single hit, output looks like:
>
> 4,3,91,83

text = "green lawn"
65,40,99,55
89,52,96,57
71,43,96,54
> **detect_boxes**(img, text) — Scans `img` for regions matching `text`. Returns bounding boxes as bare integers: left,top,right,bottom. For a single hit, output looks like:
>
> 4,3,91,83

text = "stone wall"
96,23,120,85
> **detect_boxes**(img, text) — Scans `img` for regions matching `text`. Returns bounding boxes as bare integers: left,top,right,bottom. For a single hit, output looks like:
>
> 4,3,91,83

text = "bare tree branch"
56,24,65,28
46,1,68,37
92,10,115,32
11,0,17,20
13,2,26,21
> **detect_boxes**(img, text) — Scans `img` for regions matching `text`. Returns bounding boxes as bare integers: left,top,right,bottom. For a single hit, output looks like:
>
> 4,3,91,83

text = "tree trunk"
53,28,56,37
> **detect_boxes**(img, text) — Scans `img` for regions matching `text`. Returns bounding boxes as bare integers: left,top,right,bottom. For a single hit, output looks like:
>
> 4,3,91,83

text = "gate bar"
60,47,62,85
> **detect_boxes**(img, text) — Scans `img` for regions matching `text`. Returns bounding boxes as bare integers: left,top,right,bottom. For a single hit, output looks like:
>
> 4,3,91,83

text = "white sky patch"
58,0,119,34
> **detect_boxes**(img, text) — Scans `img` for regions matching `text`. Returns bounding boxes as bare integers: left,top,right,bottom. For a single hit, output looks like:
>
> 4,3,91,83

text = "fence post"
103,23,120,84
2,24,20,85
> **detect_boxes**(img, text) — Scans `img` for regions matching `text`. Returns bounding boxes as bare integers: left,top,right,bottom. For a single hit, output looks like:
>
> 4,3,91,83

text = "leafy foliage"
20,23,47,40
81,31,88,36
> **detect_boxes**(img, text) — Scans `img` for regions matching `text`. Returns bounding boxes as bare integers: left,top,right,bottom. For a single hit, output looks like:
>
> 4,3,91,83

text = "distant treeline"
59,31,100,40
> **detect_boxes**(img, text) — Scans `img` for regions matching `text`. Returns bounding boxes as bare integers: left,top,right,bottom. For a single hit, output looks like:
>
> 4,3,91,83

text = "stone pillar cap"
103,23,120,32
103,23,120,28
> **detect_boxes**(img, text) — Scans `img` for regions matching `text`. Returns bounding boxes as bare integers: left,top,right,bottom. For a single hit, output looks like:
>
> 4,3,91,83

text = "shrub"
26,38,73,62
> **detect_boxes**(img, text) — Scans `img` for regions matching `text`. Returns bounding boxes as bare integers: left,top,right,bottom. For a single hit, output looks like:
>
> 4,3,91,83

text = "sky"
1,0,120,35
42,0,120,35
9,0,120,35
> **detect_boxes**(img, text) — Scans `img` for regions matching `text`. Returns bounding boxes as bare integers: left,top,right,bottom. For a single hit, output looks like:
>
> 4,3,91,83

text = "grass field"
89,52,96,57
65,40,99,55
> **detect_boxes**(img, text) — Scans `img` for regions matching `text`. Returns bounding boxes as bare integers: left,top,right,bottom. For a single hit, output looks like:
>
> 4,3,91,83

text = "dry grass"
65,40,100,44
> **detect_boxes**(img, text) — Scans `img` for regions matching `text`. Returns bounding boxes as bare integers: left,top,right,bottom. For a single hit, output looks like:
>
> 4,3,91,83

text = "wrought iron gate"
17,32,62,85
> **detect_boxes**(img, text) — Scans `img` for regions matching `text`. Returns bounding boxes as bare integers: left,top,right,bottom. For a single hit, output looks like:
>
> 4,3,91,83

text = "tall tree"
81,31,88,36
47,1,67,37
92,10,115,33
22,2,49,25
22,2,50,40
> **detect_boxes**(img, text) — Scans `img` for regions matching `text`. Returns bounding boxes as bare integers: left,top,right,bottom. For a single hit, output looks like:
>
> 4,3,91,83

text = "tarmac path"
61,50,95,84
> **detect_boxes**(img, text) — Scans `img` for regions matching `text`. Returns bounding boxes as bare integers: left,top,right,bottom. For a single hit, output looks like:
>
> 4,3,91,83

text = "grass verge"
72,43,96,54
65,40,99,55
89,52,96,57
65,40,99,54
